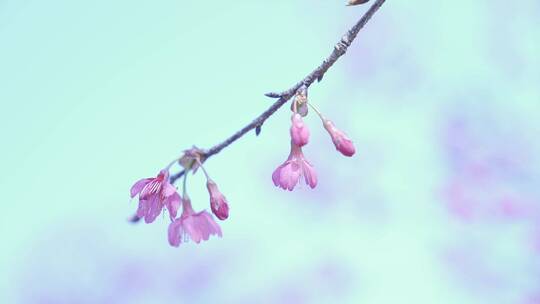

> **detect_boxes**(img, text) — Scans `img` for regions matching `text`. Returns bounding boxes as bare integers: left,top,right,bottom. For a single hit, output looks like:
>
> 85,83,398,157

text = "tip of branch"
128,214,141,223
264,92,282,98
346,0,370,6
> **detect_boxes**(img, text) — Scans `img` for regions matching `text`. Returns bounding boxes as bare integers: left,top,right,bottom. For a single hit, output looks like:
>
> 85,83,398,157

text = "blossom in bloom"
168,197,222,247
272,142,317,191
206,180,229,220
290,113,310,147
323,119,356,157
130,170,181,223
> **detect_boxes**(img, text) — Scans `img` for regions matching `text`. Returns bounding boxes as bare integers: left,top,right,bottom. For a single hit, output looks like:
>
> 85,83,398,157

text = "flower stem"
182,171,188,198
165,158,178,170
307,102,325,121
196,159,211,181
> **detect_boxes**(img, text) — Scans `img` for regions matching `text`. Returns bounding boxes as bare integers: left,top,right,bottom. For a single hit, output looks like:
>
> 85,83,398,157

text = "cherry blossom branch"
168,0,386,185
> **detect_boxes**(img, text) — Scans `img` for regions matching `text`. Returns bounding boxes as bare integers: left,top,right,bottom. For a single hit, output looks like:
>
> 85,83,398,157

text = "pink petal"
272,165,283,186
199,221,212,241
281,162,301,191
302,161,318,188
136,199,150,218
183,216,203,243
183,212,222,244
165,192,181,220
162,182,177,197
204,213,223,237
198,212,222,240
144,195,162,224
130,178,152,198
168,219,183,247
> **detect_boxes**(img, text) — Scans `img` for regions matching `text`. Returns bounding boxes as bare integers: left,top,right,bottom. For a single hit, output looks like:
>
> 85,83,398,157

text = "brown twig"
168,0,386,185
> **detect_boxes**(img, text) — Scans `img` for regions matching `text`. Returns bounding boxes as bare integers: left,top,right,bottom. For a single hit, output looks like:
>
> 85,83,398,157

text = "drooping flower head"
130,170,181,223
290,113,310,147
272,141,317,191
168,196,222,247
206,180,229,220
323,119,356,157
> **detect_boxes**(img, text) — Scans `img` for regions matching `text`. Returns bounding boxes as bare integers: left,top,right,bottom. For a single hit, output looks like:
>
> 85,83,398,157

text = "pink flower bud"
323,120,356,157
206,180,230,220
290,113,310,147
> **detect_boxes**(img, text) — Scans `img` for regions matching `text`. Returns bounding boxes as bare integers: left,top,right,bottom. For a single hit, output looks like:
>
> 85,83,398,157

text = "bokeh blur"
1,0,539,303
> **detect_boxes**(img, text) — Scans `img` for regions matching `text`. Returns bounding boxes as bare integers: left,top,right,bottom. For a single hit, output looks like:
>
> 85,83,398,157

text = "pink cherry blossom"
323,119,356,157
206,180,229,220
168,197,222,247
130,170,181,223
290,113,310,147
272,142,317,191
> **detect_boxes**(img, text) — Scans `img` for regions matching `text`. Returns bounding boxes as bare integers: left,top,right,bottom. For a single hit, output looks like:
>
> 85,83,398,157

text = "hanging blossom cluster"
272,88,356,191
128,0,386,247
129,89,355,247
130,150,228,247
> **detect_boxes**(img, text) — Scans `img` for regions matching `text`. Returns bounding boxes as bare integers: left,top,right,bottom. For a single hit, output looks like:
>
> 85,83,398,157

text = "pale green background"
1,1,539,303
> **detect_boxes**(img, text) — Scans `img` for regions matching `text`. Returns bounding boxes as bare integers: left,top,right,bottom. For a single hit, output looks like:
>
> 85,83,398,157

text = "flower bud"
206,180,230,220
323,119,356,157
290,113,310,147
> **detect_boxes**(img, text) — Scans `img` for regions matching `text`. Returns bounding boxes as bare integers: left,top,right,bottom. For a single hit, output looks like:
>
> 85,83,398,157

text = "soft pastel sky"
1,1,539,303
